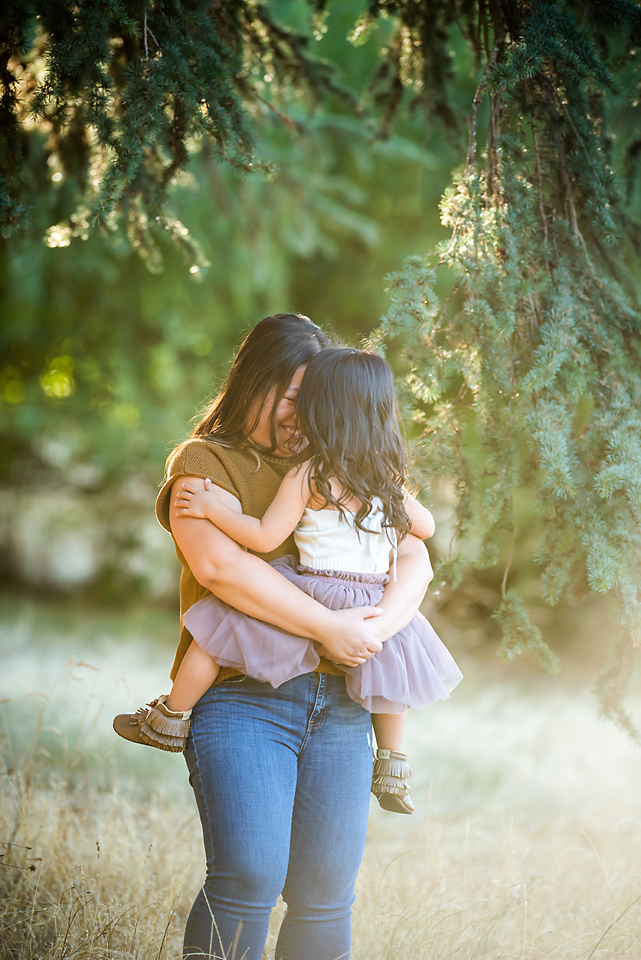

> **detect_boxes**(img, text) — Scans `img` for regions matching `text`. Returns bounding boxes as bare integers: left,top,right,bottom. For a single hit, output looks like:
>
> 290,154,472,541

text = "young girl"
114,348,462,813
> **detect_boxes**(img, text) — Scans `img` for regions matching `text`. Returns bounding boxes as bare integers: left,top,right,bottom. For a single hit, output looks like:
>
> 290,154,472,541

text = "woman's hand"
314,607,383,667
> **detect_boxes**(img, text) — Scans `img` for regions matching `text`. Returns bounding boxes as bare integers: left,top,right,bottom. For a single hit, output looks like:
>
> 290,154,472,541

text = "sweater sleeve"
155,439,239,532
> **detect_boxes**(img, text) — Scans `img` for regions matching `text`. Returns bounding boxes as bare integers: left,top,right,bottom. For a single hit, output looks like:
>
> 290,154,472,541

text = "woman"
155,313,432,960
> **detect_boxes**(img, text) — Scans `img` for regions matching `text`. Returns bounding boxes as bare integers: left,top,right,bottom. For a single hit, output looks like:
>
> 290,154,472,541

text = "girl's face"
247,364,308,457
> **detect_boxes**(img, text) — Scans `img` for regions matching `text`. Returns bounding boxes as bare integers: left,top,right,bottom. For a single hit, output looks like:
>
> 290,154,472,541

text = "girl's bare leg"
166,640,220,712
371,713,406,753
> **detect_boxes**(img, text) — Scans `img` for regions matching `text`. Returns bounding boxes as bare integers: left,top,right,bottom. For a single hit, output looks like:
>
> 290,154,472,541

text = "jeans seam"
187,717,219,947
299,674,327,754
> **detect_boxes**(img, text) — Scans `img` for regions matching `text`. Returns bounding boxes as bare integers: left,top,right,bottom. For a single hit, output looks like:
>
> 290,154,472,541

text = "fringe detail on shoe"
372,752,412,780
144,703,191,739
138,720,186,752
372,775,410,797
375,757,411,780
129,703,156,723
120,697,191,753
155,695,192,719
371,750,412,798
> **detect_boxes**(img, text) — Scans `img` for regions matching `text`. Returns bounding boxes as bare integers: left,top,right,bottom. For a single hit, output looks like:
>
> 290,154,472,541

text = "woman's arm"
175,463,311,553
404,490,436,539
347,495,434,648
358,534,433,647
170,476,383,667
309,534,434,660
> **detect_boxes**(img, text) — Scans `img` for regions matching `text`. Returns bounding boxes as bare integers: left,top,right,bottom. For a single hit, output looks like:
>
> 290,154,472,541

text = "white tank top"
294,497,396,575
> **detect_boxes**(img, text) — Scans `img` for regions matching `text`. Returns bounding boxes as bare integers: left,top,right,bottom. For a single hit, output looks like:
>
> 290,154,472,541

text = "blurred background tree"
1,0,462,489
1,0,463,601
1,0,641,720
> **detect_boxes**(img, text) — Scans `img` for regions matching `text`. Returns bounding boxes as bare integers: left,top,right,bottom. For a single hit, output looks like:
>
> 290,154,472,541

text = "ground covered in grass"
1,596,641,959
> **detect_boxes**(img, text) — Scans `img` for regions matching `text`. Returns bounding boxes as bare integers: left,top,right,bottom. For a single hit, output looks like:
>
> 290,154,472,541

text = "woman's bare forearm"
169,477,382,663
184,540,383,664
198,547,334,639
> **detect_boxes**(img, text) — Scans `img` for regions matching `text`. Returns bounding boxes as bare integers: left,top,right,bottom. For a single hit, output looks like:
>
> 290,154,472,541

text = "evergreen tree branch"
466,37,504,174
375,0,641,726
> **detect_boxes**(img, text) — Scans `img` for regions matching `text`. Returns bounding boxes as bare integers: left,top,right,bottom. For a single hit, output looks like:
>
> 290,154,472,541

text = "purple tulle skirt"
182,555,462,714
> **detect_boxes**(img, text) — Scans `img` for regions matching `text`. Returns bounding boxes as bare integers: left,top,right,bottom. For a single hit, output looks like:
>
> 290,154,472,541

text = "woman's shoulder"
156,438,290,533
166,437,238,477
156,438,247,532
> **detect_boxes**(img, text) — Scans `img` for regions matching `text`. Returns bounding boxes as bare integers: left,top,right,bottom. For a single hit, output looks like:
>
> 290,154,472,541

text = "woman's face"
247,364,308,457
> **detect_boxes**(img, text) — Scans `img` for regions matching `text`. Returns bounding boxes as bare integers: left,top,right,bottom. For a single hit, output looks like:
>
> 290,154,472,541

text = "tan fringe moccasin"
371,748,414,814
113,695,191,753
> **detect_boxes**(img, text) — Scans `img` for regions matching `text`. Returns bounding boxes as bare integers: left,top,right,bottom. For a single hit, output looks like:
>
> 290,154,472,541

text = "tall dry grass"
2,596,641,959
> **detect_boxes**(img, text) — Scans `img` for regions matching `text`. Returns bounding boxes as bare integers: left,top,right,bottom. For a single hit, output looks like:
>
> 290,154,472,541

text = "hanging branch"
374,0,641,726
531,119,549,245
466,38,503,174
0,0,352,250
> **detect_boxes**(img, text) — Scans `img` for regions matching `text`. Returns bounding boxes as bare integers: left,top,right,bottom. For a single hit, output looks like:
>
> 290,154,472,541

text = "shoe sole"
376,793,414,814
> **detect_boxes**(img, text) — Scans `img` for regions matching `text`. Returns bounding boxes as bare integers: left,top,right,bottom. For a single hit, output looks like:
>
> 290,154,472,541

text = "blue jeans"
183,671,373,960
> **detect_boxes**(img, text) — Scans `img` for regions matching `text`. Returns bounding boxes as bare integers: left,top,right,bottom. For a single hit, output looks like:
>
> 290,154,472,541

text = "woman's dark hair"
178,313,330,458
296,348,412,540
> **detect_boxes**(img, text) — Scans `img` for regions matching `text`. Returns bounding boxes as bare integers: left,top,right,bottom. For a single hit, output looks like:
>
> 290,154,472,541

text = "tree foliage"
3,0,641,720
1,0,357,261
370,0,641,729
1,0,453,486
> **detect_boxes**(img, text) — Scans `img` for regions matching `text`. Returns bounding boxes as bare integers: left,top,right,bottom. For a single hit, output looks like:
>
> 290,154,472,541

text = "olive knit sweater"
156,437,343,683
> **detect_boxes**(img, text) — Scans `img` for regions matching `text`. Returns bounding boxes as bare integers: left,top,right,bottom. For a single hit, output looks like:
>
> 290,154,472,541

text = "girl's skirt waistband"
295,563,389,586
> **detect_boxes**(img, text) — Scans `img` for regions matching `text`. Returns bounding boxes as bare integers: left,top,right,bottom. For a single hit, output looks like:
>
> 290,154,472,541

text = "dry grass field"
2,595,641,959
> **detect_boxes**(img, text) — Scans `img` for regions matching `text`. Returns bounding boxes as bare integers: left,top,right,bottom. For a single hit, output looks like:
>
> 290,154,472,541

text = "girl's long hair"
295,348,412,540
167,313,330,469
